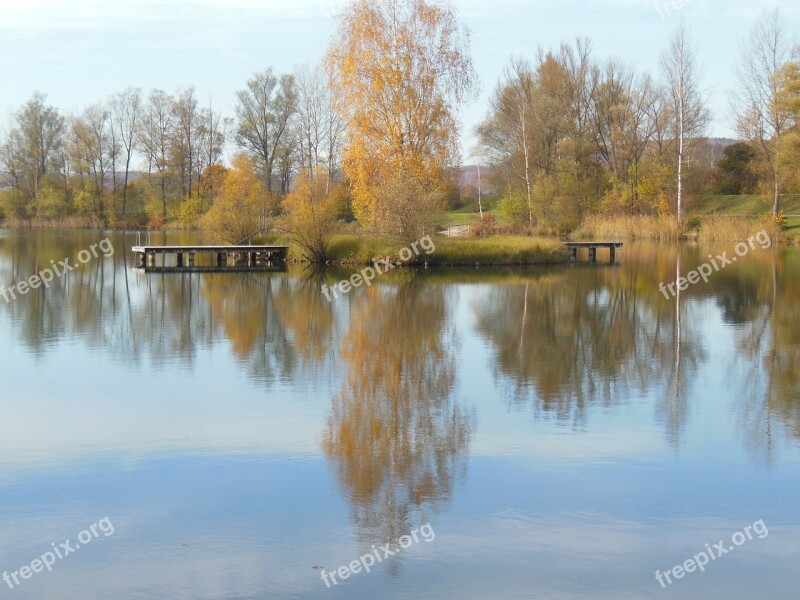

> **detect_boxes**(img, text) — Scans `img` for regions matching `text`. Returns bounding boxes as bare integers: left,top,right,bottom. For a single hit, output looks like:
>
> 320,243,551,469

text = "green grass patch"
428,235,566,266
695,194,800,215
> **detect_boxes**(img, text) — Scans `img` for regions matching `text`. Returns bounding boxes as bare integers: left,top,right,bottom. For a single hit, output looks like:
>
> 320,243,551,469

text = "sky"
0,0,798,162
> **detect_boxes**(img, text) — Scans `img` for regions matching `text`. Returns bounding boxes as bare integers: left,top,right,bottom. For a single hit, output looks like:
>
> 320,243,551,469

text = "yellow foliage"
278,169,343,262
325,0,476,230
201,153,270,244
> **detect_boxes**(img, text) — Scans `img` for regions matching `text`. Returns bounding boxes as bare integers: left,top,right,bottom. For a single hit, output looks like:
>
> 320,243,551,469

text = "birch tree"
477,59,535,227
325,0,477,238
733,8,793,217
661,23,709,225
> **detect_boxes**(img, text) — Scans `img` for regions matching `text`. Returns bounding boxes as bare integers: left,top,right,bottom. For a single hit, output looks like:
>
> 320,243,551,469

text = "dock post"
610,246,616,264
217,252,225,267
177,252,184,267
188,253,196,267
136,252,145,268
571,247,578,261
589,246,597,263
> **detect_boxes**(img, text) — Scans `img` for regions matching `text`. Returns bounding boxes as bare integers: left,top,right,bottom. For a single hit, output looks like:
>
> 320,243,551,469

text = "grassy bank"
693,194,800,215
437,193,800,243
260,232,568,266
425,235,566,265
574,213,791,244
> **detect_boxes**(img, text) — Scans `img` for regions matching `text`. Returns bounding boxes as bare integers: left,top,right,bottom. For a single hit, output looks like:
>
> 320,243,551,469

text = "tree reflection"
201,274,298,385
322,282,472,548
733,252,800,462
473,246,711,449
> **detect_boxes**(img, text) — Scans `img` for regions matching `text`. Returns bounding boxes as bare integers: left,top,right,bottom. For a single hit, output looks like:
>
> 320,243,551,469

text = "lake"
0,230,798,599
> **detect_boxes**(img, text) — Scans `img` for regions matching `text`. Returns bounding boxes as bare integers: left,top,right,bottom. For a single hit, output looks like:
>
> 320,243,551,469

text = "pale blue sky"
0,0,798,160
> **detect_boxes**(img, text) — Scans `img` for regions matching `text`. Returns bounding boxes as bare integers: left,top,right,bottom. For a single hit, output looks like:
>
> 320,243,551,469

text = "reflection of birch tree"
475,266,704,435
735,253,800,462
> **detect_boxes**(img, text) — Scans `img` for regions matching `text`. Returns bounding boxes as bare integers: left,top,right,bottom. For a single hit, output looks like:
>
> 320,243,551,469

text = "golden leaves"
325,0,476,235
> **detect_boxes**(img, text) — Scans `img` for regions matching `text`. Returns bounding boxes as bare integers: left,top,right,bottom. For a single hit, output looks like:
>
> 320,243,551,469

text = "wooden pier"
132,245,288,273
564,242,623,264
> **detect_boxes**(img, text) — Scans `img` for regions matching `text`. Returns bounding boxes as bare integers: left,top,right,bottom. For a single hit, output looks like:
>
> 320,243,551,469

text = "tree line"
0,0,798,246
478,9,799,233
0,66,340,231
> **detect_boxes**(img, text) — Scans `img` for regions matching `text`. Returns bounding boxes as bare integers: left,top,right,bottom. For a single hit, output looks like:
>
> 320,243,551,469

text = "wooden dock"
132,245,288,273
564,242,623,264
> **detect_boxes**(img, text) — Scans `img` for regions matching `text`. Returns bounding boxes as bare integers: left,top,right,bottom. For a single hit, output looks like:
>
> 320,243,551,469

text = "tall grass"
318,233,567,265
1,215,106,229
430,235,566,265
575,215,681,241
696,215,783,242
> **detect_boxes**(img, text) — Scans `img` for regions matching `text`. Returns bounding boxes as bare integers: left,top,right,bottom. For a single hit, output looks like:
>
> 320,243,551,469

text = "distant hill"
455,164,495,194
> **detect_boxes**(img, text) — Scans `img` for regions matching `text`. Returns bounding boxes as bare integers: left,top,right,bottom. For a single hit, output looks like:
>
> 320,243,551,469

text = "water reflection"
322,282,473,549
202,274,298,384
473,255,705,447
2,231,800,598
1,231,799,459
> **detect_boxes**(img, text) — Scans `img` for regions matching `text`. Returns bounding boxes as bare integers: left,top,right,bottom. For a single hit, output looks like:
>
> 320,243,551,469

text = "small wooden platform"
564,242,623,264
132,245,288,272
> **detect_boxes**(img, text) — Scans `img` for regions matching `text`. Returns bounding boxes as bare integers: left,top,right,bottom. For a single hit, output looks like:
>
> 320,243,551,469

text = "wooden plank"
132,245,288,254
563,242,623,248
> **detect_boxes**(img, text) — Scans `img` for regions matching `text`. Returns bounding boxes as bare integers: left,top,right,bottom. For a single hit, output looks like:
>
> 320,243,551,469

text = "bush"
760,210,788,231
498,195,531,229
177,196,205,225
472,214,497,237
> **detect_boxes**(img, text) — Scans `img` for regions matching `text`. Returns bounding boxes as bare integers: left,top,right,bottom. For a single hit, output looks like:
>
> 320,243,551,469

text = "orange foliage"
324,0,477,228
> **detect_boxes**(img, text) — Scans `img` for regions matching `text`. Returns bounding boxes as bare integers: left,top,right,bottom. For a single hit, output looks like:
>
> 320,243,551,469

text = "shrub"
472,214,497,237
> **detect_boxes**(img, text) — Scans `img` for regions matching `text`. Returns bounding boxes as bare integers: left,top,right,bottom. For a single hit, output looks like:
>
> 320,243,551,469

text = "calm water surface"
1,230,799,599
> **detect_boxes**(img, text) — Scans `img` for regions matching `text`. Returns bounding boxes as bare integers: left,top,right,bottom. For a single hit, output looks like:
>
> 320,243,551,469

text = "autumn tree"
479,47,603,230
234,69,298,195
590,60,658,211
201,153,269,244
557,39,600,211
1,94,65,218
170,87,203,199
478,58,536,227
110,87,141,219
293,64,344,193
325,0,477,240
777,50,800,193
195,98,228,209
68,103,116,223
733,9,793,217
0,117,26,217
278,169,343,263
139,89,174,220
